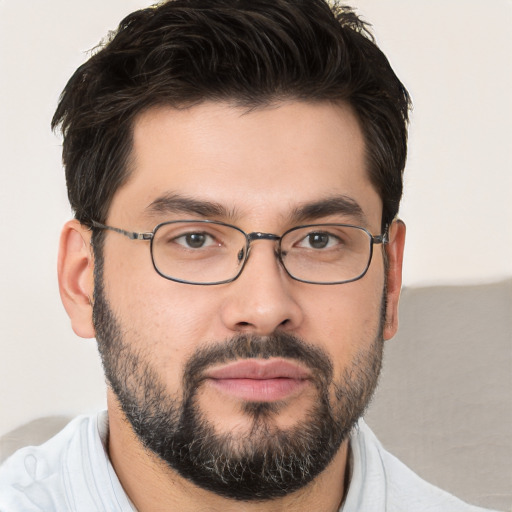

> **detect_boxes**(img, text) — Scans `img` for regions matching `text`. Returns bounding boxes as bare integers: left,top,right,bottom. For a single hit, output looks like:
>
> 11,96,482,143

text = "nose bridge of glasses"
246,232,282,243
246,232,282,256
240,232,282,264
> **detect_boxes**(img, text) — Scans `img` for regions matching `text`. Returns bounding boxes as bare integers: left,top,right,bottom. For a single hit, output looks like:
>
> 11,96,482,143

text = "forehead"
110,101,382,229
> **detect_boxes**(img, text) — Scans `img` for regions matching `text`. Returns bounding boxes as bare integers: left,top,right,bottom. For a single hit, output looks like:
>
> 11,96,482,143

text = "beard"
93,261,385,501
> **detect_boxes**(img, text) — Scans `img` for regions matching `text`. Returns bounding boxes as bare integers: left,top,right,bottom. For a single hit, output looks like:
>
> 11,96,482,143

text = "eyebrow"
144,192,366,225
145,193,238,219
289,195,366,225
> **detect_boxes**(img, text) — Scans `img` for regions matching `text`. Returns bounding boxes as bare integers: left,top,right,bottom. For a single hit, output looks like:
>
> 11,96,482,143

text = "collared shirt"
0,412,499,511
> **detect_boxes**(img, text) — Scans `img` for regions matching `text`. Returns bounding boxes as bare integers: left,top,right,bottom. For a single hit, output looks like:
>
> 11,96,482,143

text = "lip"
205,359,311,402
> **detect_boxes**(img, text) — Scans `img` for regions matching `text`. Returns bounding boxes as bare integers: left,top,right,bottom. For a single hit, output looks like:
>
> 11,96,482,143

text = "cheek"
100,243,223,376
299,273,384,364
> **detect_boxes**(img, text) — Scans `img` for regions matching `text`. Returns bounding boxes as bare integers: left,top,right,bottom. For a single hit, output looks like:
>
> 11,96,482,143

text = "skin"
58,100,406,511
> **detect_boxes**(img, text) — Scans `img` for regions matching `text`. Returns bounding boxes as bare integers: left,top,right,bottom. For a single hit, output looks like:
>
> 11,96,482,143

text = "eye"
298,231,339,249
174,231,217,249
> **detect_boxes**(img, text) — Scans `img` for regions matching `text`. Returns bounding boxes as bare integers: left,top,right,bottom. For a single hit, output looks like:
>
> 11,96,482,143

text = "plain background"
0,0,511,505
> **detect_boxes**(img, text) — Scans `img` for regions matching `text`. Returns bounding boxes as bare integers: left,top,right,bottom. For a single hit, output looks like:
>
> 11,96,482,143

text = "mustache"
183,332,334,392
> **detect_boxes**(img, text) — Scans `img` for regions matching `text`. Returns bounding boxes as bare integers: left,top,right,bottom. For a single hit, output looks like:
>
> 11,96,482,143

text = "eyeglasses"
91,219,388,285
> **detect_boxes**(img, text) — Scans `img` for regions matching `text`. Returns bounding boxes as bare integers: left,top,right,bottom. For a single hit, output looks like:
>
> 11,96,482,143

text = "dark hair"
52,0,411,229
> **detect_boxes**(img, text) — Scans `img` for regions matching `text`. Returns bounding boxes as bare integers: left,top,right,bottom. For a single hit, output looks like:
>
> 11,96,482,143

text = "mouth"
204,359,312,402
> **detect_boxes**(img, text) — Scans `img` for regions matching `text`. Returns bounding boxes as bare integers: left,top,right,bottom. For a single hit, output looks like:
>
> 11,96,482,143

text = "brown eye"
307,233,330,249
185,233,207,248
173,232,216,249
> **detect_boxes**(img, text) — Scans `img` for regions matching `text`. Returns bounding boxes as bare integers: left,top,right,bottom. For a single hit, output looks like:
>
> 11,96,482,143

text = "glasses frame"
91,219,388,286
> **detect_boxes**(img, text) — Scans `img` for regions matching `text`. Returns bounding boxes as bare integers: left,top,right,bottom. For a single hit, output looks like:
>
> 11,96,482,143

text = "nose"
219,240,304,336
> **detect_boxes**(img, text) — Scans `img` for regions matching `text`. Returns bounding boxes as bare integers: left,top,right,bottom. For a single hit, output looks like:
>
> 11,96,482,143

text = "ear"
383,219,406,341
58,220,96,338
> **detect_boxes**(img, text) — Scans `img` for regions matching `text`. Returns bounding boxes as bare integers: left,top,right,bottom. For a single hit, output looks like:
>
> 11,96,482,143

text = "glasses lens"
151,221,247,284
280,225,372,284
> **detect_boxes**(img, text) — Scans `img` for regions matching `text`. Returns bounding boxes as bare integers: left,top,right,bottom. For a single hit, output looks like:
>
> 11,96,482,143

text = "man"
0,0,500,510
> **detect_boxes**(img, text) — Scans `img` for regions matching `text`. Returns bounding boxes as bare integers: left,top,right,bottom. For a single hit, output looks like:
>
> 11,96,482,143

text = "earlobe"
383,219,406,341
58,220,96,338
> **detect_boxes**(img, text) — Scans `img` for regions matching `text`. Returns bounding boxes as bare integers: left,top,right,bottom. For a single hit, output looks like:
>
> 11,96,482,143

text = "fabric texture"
0,412,499,512
0,413,135,512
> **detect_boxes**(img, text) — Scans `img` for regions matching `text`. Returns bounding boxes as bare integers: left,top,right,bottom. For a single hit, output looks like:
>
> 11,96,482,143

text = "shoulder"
345,420,500,512
0,414,102,512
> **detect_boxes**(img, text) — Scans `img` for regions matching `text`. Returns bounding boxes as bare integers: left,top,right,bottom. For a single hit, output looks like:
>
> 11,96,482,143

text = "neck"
106,394,351,512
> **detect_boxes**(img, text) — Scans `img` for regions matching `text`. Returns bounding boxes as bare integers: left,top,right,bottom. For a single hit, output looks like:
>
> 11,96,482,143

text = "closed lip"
205,359,312,381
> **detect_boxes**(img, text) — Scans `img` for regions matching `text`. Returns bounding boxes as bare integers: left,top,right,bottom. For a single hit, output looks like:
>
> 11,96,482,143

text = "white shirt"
0,412,499,511
0,413,135,511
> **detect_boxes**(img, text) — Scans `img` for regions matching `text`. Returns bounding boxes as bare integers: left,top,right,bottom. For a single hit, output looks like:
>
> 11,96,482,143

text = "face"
89,101,400,499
